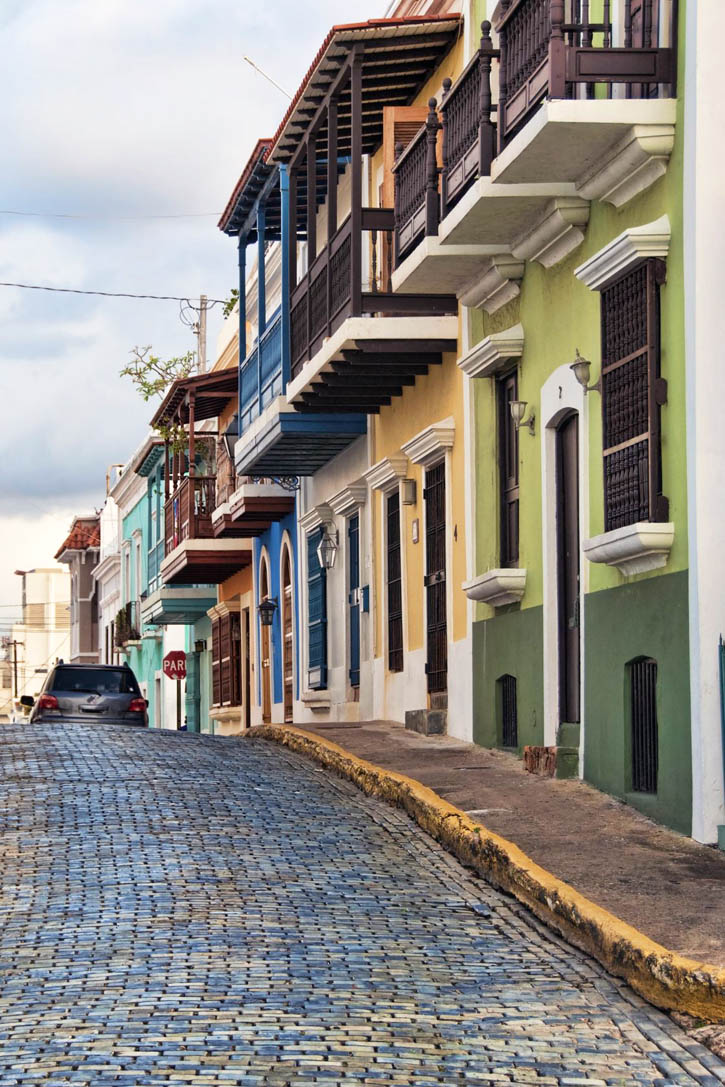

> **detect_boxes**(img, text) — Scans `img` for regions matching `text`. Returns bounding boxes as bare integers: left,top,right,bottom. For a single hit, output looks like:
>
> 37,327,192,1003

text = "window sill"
462,568,526,607
583,522,674,577
301,690,330,710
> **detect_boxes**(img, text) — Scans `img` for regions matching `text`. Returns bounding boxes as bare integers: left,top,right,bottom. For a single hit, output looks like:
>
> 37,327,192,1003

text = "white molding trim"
577,124,676,208
299,503,333,533
457,323,525,379
401,418,455,468
512,197,590,268
458,254,525,313
583,522,675,577
575,214,671,291
207,599,242,621
327,480,368,515
364,456,408,492
462,569,527,607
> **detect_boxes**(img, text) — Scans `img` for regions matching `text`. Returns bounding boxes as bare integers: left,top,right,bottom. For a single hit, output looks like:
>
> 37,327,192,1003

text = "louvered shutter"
211,617,221,707
600,259,668,531
220,613,231,705
230,612,241,707
307,529,327,690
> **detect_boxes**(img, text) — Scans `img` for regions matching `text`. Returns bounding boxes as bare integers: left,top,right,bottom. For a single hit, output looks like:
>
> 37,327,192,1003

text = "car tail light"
128,698,147,713
37,694,59,711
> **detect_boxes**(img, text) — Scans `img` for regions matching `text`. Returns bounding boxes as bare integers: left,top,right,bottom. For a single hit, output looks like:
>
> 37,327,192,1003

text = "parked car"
21,663,148,727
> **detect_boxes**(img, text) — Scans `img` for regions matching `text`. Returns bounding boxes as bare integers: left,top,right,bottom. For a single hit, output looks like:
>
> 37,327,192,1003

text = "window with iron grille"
498,674,518,748
600,259,668,531
629,657,658,794
307,529,328,689
497,371,519,567
211,612,241,707
387,491,403,673
424,462,447,694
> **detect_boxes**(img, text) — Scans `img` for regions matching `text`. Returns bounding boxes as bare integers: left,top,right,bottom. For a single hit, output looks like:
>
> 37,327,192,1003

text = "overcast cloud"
0,0,375,610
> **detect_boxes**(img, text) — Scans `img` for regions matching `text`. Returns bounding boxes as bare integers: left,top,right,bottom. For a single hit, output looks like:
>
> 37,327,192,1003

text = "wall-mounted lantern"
569,349,601,395
223,413,240,460
258,596,277,627
316,524,339,570
401,478,417,506
510,400,536,436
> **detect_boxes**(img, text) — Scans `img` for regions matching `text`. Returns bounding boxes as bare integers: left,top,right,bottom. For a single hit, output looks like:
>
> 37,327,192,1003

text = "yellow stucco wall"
218,566,252,603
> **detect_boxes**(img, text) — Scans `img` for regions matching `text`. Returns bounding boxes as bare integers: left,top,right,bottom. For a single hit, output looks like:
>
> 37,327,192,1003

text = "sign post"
163,651,187,731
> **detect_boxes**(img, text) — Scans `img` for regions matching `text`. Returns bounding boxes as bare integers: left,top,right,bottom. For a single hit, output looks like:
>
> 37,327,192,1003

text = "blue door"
307,530,327,689
348,513,360,687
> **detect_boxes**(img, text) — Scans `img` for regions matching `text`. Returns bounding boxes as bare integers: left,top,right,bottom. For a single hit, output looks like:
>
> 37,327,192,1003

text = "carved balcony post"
440,77,452,219
393,140,403,269
424,97,440,239
549,0,567,100
479,21,496,178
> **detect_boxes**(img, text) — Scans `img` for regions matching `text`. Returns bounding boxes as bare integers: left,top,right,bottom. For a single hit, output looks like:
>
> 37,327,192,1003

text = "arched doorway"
260,557,272,723
281,545,294,723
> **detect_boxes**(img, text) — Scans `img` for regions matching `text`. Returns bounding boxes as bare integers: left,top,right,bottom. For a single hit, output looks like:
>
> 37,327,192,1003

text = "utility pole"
197,294,207,373
8,640,22,700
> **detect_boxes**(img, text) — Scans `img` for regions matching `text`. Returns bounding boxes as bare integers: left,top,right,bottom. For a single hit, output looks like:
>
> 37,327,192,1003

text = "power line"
0,209,222,221
0,282,228,304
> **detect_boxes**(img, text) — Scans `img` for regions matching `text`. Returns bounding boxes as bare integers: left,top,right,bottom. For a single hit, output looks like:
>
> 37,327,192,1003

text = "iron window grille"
387,491,404,673
629,656,658,794
498,370,520,567
498,673,518,748
424,462,447,694
600,259,668,532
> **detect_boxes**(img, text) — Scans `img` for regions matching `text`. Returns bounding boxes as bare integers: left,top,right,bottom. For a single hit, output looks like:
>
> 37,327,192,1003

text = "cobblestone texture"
0,722,722,1086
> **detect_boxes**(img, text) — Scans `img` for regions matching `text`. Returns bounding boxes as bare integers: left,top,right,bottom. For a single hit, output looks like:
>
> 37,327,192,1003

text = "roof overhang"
151,368,238,428
268,16,462,165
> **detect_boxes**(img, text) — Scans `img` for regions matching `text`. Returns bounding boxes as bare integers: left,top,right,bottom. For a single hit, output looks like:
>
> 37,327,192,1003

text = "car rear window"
50,667,140,695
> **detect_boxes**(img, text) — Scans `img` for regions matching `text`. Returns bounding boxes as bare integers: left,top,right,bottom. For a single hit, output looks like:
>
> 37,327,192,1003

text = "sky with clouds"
0,0,376,615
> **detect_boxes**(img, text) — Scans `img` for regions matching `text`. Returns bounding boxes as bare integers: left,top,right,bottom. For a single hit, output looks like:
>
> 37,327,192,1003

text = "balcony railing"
290,209,453,379
497,0,674,147
164,475,216,555
115,601,140,647
240,307,283,433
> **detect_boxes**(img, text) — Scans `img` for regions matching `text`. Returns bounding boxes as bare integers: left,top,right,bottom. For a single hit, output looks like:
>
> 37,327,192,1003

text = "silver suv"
23,663,149,727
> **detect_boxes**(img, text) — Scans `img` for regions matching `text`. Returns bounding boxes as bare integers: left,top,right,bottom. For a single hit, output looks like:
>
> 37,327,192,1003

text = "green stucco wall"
472,605,544,751
584,570,692,835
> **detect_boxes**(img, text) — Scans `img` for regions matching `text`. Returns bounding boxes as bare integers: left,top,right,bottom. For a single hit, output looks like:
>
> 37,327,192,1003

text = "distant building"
55,518,100,664
3,567,71,711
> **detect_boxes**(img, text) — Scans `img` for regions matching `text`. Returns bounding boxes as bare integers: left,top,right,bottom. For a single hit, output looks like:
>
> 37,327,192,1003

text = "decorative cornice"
577,124,675,208
207,599,241,621
364,456,408,492
458,255,525,314
582,522,674,577
458,323,525,379
328,480,367,515
511,197,590,268
401,419,455,468
462,569,527,607
299,503,333,532
574,214,671,292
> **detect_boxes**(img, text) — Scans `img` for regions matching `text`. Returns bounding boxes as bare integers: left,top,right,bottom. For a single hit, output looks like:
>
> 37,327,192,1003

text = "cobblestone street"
0,723,722,1087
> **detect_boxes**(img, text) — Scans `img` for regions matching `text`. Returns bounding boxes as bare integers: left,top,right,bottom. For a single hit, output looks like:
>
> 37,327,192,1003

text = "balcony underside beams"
160,539,253,587
140,587,218,626
235,408,366,477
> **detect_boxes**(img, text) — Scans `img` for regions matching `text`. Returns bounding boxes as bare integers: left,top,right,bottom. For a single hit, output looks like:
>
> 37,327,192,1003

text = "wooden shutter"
220,613,232,705
600,258,668,532
307,530,327,690
381,106,430,208
211,617,221,707
387,491,403,673
230,612,241,707
498,371,520,567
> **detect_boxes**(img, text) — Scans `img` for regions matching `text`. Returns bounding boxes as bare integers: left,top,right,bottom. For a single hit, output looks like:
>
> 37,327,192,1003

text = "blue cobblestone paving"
0,722,723,1086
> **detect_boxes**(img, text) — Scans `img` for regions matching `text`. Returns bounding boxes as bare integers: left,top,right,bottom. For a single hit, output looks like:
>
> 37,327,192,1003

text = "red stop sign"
163,651,187,680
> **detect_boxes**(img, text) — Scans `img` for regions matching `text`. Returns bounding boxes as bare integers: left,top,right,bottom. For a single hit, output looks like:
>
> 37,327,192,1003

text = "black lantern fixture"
258,596,277,627
316,523,339,570
223,413,240,461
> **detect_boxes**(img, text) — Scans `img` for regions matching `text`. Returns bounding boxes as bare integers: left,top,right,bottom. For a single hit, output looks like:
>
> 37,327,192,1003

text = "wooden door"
282,550,294,723
243,608,251,729
260,562,271,723
556,414,580,724
424,462,447,694
348,513,360,688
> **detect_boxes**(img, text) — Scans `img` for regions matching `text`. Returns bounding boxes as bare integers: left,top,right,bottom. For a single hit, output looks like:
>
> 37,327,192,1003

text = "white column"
684,0,725,843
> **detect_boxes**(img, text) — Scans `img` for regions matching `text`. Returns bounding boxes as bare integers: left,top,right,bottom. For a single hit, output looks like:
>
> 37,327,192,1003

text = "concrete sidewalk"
302,718,725,970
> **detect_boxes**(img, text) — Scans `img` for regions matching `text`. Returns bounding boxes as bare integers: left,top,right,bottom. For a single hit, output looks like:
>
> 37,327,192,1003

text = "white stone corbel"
462,569,527,607
457,323,525,379
574,214,671,291
511,197,590,268
577,124,676,208
458,254,525,314
583,522,675,577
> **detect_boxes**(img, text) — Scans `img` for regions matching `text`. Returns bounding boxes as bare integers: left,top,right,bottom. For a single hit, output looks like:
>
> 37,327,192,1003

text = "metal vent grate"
499,674,518,748
630,657,658,793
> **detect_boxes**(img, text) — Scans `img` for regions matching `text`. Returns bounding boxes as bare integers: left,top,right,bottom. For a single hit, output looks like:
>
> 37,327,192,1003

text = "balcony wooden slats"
164,476,216,555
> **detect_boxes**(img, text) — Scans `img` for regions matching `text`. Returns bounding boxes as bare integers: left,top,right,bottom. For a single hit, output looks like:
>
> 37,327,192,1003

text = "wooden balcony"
161,475,252,585
392,8,676,300
212,478,295,538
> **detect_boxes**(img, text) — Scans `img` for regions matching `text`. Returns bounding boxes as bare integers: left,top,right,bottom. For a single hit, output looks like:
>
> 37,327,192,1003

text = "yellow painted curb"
248,723,725,1020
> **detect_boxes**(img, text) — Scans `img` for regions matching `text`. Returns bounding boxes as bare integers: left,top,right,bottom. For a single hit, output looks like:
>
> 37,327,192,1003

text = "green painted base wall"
584,569,692,836
472,605,544,752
